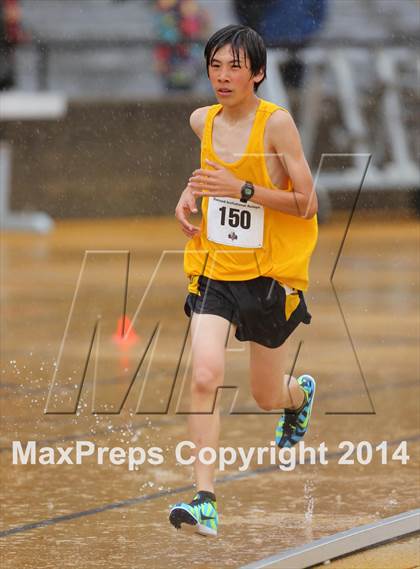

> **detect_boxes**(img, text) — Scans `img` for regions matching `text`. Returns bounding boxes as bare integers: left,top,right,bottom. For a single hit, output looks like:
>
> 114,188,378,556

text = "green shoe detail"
169,492,218,536
275,374,316,448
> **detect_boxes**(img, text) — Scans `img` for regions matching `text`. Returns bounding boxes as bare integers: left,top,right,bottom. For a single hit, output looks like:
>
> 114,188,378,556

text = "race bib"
207,197,264,248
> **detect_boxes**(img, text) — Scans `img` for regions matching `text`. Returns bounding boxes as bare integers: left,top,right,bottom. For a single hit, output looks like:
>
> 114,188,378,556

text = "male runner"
169,24,318,537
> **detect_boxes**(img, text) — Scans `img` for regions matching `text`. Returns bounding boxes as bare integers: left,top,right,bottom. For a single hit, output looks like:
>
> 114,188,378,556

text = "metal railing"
18,35,419,91
262,44,419,194
20,37,195,91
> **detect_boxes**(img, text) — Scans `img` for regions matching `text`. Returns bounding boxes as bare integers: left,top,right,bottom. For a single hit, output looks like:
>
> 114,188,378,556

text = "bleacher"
15,0,419,98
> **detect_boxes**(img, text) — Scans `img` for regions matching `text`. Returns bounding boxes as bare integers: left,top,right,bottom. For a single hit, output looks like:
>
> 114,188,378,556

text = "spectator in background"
234,0,326,88
153,0,209,91
0,0,24,90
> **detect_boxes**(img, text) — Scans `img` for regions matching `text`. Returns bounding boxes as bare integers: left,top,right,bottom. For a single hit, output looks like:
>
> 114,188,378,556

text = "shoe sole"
169,506,217,537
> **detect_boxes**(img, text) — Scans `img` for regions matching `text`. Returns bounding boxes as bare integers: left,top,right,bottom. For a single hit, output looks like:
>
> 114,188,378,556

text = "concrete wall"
1,98,416,219
2,99,208,218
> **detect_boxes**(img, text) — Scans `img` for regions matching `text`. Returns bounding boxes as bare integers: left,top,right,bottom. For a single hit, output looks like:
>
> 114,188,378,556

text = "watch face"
241,182,254,202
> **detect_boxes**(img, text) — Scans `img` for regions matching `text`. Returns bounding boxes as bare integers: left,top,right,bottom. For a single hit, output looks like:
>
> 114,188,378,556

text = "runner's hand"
175,186,201,238
189,159,242,198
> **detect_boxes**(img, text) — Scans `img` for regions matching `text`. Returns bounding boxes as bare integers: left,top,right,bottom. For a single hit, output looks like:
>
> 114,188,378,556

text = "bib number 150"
219,206,251,230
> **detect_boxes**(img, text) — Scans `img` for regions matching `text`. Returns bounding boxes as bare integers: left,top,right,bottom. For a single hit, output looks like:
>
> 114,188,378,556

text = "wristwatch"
240,181,255,203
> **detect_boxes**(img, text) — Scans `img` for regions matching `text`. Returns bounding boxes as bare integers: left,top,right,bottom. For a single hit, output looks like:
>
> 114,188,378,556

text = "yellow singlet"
184,98,318,292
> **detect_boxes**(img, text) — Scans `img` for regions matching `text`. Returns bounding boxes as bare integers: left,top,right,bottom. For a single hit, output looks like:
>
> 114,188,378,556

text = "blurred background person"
234,0,327,89
0,0,25,90
153,0,210,92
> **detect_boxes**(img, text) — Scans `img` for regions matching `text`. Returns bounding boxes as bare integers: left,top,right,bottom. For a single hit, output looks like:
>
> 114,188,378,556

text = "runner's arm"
174,107,209,237
251,110,318,219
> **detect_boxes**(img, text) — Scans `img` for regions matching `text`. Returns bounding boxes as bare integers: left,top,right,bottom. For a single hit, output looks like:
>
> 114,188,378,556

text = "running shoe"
169,491,218,537
275,374,316,448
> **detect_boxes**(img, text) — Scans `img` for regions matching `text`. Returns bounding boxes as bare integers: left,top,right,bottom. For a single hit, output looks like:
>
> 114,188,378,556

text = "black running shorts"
184,275,311,348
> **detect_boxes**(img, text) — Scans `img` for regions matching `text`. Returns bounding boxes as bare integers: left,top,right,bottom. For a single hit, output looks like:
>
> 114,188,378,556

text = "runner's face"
208,45,262,105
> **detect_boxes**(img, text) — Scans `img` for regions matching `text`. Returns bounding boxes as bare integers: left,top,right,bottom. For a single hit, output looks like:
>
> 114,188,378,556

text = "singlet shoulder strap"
259,99,289,115
249,99,289,153
202,104,222,152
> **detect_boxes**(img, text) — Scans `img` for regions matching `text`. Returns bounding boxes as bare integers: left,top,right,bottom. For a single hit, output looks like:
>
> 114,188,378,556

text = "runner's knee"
191,363,223,395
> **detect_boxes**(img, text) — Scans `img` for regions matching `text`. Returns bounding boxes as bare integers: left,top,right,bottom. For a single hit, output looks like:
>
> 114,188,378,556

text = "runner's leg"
189,313,230,492
249,338,305,411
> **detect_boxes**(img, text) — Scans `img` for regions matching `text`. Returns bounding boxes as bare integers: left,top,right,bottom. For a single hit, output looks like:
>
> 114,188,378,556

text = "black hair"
204,25,267,92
